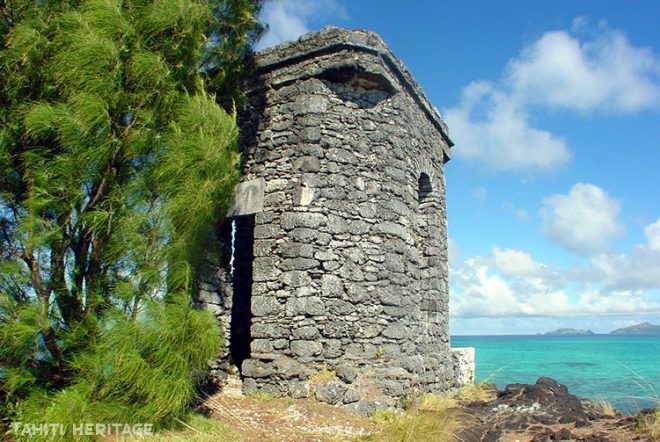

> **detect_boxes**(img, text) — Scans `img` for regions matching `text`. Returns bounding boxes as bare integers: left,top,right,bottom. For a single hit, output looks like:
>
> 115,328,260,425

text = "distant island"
538,322,660,336
543,328,595,336
610,321,660,335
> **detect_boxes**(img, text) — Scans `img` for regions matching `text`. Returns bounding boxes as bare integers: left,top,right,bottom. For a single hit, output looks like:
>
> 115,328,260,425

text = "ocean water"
451,334,660,414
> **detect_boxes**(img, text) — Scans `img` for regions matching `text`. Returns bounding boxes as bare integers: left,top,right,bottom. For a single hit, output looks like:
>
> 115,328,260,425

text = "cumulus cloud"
507,23,660,113
540,183,625,256
451,250,571,318
645,218,660,251
445,82,572,173
445,21,660,172
449,236,660,319
586,218,660,292
492,247,549,277
255,0,347,50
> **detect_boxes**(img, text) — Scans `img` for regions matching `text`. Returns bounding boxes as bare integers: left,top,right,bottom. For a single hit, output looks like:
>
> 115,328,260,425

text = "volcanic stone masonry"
197,26,475,413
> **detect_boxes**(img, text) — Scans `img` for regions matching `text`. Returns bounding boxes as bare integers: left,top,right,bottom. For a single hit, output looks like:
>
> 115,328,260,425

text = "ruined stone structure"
199,26,474,413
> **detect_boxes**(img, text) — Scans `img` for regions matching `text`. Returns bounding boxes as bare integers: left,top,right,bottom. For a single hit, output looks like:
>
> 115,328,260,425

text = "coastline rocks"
499,377,590,425
458,377,653,442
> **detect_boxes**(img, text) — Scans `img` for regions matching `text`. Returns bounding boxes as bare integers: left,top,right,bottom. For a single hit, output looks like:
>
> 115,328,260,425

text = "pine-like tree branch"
0,0,14,26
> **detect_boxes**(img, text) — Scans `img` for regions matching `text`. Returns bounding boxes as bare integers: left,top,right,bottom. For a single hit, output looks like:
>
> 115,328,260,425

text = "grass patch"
637,408,660,440
592,398,617,417
245,391,275,402
116,414,237,442
309,366,338,385
363,393,461,442
455,382,498,403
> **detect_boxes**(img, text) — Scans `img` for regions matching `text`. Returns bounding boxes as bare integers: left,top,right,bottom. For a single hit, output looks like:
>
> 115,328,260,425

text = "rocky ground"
200,376,656,441
456,377,655,441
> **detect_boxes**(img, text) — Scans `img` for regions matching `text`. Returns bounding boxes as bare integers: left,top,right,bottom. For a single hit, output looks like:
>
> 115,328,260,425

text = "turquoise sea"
451,335,660,414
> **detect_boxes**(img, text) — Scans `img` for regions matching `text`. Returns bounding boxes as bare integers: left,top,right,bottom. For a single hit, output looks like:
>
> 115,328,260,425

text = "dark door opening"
229,215,255,370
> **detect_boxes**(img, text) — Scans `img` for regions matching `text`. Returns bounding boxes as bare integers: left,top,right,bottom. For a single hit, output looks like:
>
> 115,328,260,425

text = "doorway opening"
229,215,255,369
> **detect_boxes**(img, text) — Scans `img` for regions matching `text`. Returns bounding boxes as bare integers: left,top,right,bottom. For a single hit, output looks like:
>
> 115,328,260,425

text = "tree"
0,0,264,438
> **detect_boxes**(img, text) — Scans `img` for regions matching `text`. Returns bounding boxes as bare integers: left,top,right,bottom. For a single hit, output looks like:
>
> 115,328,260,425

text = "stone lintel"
226,177,265,218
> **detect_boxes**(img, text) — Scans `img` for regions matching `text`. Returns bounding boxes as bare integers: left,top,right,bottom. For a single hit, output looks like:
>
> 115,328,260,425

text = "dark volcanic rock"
456,377,653,442
498,377,592,426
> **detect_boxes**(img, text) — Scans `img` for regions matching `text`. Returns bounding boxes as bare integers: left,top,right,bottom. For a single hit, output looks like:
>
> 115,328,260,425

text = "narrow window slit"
418,173,433,206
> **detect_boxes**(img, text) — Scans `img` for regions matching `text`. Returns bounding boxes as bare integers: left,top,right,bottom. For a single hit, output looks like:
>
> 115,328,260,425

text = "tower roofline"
253,26,453,157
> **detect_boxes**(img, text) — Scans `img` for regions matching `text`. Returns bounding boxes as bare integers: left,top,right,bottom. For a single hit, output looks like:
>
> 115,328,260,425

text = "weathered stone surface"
252,296,282,317
280,243,315,258
293,155,321,172
280,258,320,271
321,274,344,297
281,212,325,230
251,339,273,353
199,26,472,410
281,270,313,288
335,365,358,384
251,323,288,339
286,297,326,316
314,381,348,405
293,95,327,115
273,357,312,379
382,323,408,339
342,387,361,404
241,360,274,378
290,340,323,357
292,325,321,340
226,178,265,217
375,222,410,241
288,381,311,398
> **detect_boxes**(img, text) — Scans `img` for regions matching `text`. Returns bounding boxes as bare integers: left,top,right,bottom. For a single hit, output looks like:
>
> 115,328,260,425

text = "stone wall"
199,26,474,412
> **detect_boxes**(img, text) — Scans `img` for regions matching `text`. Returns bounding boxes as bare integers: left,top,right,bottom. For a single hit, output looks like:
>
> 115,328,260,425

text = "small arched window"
418,173,432,205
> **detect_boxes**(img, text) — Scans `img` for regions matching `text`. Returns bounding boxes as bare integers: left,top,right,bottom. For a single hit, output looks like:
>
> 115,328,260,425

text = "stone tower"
199,27,474,412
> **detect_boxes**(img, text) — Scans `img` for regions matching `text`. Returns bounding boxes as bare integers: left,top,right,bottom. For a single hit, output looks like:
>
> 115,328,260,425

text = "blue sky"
255,0,660,335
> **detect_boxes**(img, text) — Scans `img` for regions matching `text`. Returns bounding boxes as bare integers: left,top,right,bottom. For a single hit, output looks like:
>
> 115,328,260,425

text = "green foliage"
11,294,220,441
0,0,264,435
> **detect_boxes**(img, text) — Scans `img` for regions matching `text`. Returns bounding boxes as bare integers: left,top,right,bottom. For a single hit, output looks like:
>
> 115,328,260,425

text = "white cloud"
645,218,660,251
451,224,660,333
449,240,660,320
492,247,547,277
450,250,573,318
445,21,660,173
540,183,625,256
586,218,660,292
445,82,571,173
255,0,347,50
452,314,659,336
507,25,660,113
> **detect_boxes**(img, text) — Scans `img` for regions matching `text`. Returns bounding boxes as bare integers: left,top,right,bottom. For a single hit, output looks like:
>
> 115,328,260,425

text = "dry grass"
637,409,660,441
592,398,618,417
362,393,461,442
113,414,237,442
246,391,276,402
309,366,338,385
455,382,498,403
